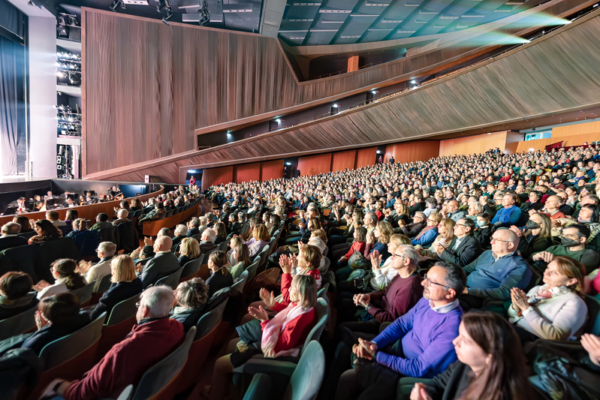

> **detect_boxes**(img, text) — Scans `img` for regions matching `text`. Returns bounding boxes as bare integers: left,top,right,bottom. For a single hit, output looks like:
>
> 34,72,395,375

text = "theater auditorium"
1,0,600,398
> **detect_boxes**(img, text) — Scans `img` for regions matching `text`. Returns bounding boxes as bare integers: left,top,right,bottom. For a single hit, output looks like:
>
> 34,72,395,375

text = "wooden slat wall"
356,147,378,169
88,12,600,183
233,163,261,183
331,150,357,172
298,153,333,176
439,131,510,157
552,120,600,137
260,160,284,182
385,140,440,163
202,166,233,190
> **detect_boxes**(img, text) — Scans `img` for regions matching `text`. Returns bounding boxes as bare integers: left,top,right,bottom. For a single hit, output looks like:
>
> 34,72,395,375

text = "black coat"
0,294,38,321
171,305,206,332
140,252,180,288
21,311,90,355
439,235,483,268
424,361,473,400
90,278,143,321
0,236,29,252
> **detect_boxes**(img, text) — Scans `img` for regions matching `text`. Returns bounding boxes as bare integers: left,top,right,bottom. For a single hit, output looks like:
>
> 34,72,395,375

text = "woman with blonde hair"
508,256,588,343
509,212,553,259
242,224,271,257
207,275,317,400
171,277,209,332
178,238,201,267
427,218,456,251
90,255,142,320
206,251,234,297
363,220,393,262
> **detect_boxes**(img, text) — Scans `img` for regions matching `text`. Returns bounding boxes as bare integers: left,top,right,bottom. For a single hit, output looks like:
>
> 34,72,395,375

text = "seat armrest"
242,373,273,400
239,359,298,377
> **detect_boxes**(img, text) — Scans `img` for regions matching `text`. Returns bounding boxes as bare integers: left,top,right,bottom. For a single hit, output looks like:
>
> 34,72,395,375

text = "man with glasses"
52,286,185,400
460,229,531,311
80,241,117,283
491,193,522,228
433,218,482,268
330,262,466,400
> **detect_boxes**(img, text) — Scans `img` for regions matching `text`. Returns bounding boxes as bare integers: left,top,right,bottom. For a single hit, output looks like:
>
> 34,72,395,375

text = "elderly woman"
508,256,588,343
0,271,39,320
34,259,87,300
90,255,142,320
171,277,209,332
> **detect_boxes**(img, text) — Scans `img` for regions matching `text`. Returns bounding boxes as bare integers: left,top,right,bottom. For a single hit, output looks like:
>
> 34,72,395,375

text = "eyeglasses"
423,277,450,289
135,302,141,308
391,253,405,259
490,237,510,243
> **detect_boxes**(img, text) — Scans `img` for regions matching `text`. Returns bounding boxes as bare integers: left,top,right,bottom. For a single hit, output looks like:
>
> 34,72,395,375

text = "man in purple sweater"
333,262,466,400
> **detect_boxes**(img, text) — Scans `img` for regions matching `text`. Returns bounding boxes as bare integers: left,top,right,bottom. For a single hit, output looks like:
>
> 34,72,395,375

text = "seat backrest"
181,258,202,280
154,267,183,290
245,259,261,282
317,283,329,300
116,221,136,253
284,341,326,400
93,273,113,293
165,209,174,218
219,241,228,252
300,298,329,355
40,312,106,370
320,258,330,275
194,309,221,340
70,281,96,305
117,384,133,400
0,305,36,340
205,287,230,321
192,233,203,243
584,295,600,336
322,246,328,257
131,327,196,400
58,225,73,236
1,246,42,283
231,270,249,295
18,230,36,240
39,237,81,271
106,293,140,326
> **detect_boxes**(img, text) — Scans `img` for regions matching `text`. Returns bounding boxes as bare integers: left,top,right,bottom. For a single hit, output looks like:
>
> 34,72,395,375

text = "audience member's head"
0,271,33,300
423,261,467,304
174,278,209,310
1,222,21,236
174,224,188,237
110,255,137,283
96,213,109,223
136,286,174,322
38,292,81,326
180,238,200,259
490,229,519,256
13,216,32,232
153,236,173,253
97,241,117,259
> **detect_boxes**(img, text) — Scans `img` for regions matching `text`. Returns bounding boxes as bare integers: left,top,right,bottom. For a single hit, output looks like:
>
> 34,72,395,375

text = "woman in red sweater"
207,274,318,400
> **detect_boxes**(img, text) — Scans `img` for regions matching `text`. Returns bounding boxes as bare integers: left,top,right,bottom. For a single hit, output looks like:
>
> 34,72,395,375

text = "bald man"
459,229,532,311
539,195,566,220
139,236,180,288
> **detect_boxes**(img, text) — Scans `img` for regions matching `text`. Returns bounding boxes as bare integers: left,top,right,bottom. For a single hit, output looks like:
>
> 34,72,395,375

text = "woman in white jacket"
508,256,588,343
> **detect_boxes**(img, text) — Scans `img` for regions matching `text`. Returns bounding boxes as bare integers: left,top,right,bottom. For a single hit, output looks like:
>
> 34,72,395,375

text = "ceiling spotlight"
410,80,417,84
275,118,281,123
332,103,339,108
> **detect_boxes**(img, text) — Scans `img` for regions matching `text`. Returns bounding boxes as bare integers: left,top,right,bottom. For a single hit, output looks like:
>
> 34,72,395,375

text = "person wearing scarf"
206,274,317,400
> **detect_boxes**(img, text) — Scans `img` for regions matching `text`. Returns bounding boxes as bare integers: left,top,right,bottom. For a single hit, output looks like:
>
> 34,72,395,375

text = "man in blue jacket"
333,262,466,400
491,193,522,227
459,228,532,311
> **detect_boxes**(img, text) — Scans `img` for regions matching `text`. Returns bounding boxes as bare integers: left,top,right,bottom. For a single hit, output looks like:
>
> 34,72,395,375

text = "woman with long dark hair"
410,311,534,400
28,219,62,245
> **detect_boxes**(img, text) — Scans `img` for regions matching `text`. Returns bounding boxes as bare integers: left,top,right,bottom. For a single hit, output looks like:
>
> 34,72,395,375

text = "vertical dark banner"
0,35,25,175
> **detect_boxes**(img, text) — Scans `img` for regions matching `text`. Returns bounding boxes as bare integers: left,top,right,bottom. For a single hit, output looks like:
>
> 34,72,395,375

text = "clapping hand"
532,251,554,263
510,287,530,312
370,250,382,271
352,338,378,360
248,305,269,322
581,333,600,366
410,383,433,400
259,288,276,309
279,254,294,274
353,293,370,308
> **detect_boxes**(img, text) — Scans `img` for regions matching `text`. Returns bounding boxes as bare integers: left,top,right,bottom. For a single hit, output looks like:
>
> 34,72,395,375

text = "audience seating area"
3,146,600,400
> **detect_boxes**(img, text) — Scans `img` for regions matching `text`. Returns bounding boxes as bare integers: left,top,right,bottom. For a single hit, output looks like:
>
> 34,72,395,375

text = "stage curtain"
234,162,261,183
201,166,233,190
261,160,284,182
355,147,377,169
298,153,332,176
0,36,24,175
331,150,356,172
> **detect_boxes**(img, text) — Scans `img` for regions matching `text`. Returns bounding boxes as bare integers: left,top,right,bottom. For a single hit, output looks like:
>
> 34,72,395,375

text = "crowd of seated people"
3,146,600,399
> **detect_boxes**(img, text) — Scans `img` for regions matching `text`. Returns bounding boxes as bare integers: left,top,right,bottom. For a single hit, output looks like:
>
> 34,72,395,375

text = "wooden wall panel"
356,147,378,169
331,150,357,172
439,132,509,157
233,163,261,183
260,160,284,182
87,12,600,183
385,140,439,163
298,153,332,177
515,132,600,153
201,166,233,190
552,120,600,137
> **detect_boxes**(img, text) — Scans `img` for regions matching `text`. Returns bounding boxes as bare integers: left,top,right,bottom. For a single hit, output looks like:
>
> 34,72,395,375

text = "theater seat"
130,327,196,400
241,341,326,400
70,281,96,307
231,270,249,295
180,257,203,281
154,268,183,290
584,295,600,336
0,305,36,340
173,309,223,393
28,313,106,400
95,294,140,361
